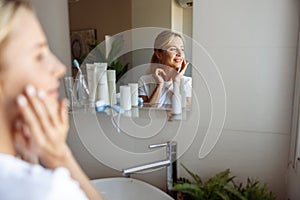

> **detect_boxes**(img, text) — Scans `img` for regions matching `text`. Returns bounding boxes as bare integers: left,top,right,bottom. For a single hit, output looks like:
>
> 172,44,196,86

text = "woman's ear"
154,49,163,62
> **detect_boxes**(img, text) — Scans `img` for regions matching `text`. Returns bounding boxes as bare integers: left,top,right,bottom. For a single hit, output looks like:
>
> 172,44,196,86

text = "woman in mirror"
0,0,103,199
138,30,192,105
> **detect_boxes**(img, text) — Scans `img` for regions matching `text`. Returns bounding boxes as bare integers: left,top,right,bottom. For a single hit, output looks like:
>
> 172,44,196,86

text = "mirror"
68,0,193,114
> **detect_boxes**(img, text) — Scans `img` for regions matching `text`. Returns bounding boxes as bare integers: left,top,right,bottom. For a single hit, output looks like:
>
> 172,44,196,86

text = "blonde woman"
138,30,192,105
0,1,103,199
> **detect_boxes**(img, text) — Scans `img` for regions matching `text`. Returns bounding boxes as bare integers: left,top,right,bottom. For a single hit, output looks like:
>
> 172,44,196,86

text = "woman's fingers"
158,68,167,78
39,90,61,131
172,60,189,82
37,90,69,141
154,68,167,83
179,59,188,75
16,94,45,145
14,124,39,164
16,85,60,146
14,122,28,155
24,86,55,138
15,85,71,168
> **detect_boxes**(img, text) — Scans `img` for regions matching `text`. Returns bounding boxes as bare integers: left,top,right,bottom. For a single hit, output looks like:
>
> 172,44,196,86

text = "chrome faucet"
122,141,177,199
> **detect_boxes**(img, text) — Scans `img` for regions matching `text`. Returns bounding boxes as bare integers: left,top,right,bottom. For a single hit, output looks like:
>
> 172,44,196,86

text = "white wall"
131,0,171,29
29,0,71,97
287,3,300,198
171,1,183,33
287,167,300,199
183,8,192,37
69,0,132,42
184,0,298,199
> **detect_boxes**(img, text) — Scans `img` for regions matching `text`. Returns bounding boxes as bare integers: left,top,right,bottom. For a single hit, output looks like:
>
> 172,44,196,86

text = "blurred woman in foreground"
0,1,104,199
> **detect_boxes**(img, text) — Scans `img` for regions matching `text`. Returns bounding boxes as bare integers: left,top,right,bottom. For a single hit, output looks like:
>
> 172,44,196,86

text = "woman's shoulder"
0,154,88,200
182,75,192,80
182,75,192,83
0,154,53,198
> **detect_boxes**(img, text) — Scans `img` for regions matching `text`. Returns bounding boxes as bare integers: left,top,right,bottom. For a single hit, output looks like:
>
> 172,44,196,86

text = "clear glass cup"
73,74,90,111
63,76,74,111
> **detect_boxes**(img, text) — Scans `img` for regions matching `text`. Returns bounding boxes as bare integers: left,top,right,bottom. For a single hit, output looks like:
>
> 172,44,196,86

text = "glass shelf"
69,103,191,121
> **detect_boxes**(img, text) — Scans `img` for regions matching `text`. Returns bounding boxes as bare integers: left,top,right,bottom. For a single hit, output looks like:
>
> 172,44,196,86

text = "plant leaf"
180,163,203,186
172,183,205,199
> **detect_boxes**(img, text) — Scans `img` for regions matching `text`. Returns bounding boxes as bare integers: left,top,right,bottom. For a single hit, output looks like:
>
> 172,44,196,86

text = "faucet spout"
122,160,170,176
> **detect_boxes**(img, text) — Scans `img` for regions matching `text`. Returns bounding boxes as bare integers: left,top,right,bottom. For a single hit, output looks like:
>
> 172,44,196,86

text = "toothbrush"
73,59,90,95
95,100,124,114
73,59,82,73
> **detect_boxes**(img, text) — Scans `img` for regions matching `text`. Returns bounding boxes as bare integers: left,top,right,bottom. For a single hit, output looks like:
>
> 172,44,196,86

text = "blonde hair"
0,0,31,49
148,30,184,74
153,30,183,50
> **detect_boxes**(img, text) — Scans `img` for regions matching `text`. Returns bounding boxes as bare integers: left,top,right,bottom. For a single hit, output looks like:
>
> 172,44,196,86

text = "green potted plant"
172,164,276,200
233,178,276,200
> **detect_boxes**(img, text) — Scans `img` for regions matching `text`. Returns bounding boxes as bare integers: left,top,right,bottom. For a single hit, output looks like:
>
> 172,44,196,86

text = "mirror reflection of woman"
0,1,104,199
138,30,192,105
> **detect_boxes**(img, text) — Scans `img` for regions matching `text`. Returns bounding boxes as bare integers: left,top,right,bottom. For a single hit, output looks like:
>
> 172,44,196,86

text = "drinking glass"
73,74,90,110
63,76,74,111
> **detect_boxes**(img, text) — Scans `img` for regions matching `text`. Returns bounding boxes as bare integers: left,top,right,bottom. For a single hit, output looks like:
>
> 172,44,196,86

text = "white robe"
0,154,88,200
138,74,192,105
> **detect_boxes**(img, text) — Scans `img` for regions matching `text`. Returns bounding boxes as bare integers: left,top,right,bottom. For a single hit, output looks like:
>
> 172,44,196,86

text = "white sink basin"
92,177,175,200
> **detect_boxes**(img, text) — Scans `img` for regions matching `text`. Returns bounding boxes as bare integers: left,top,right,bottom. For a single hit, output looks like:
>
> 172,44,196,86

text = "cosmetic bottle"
86,63,97,103
94,62,109,105
107,70,117,105
180,78,186,108
128,83,139,107
172,81,182,114
120,85,132,111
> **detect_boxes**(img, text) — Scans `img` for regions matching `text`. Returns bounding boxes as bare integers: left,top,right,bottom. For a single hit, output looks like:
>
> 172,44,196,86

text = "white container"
128,83,138,107
131,107,139,118
120,85,131,111
172,81,182,114
107,70,117,105
180,78,187,108
95,63,109,105
86,63,97,103
172,93,182,114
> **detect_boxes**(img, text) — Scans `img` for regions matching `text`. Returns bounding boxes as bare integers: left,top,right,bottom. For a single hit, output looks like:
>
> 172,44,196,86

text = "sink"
92,177,175,200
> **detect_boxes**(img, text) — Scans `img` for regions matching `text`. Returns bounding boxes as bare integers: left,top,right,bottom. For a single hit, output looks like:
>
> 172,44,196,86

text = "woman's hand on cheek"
180,59,188,75
174,60,188,83
16,85,70,169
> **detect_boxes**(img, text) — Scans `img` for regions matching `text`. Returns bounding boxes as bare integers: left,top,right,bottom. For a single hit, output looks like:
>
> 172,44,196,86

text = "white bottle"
172,81,182,114
94,62,109,105
86,63,97,103
120,85,131,111
128,83,138,107
180,77,186,108
107,70,117,105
